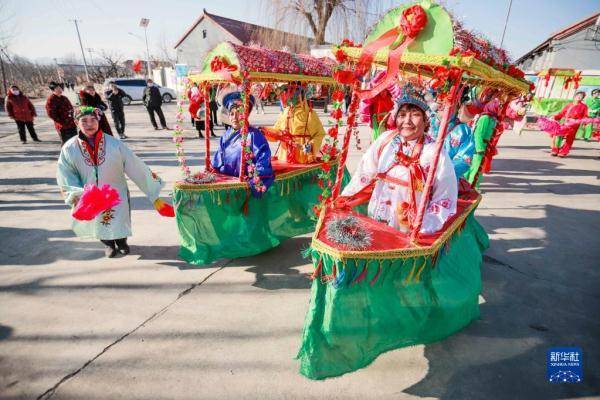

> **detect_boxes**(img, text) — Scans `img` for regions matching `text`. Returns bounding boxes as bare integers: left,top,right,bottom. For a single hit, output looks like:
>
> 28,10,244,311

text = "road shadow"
481,159,600,195
241,236,312,290
403,205,600,399
0,227,104,266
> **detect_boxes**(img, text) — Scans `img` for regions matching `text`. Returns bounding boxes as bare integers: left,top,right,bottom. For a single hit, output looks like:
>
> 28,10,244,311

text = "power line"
500,0,514,48
70,19,90,81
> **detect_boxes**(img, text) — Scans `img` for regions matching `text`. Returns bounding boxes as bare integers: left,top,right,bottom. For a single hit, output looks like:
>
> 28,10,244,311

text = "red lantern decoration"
132,59,142,73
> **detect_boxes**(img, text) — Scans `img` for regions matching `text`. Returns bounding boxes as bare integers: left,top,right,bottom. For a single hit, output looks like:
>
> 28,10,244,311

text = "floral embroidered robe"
444,121,475,182
57,132,165,240
341,130,457,234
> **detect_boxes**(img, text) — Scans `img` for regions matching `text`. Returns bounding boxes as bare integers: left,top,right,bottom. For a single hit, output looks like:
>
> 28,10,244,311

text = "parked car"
102,78,176,105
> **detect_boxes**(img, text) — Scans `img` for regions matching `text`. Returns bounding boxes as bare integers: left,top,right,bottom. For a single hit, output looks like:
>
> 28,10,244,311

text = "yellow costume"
268,99,325,164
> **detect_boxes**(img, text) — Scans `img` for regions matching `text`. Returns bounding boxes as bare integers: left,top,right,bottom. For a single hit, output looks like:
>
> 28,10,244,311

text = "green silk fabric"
531,98,571,116
297,213,489,380
173,168,349,265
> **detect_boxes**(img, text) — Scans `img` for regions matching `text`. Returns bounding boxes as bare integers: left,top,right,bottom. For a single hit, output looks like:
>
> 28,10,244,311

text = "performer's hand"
153,199,175,217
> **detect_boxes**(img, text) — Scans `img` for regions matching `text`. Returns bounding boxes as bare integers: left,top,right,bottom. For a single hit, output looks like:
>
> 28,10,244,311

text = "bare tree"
156,31,177,66
264,0,396,46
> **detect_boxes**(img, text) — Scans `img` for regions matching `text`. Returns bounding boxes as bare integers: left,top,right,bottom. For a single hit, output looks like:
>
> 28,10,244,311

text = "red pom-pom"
72,184,121,221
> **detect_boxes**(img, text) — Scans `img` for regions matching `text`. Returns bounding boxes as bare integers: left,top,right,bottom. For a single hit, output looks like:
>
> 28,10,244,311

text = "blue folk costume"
430,114,474,183
211,92,274,197
443,119,474,182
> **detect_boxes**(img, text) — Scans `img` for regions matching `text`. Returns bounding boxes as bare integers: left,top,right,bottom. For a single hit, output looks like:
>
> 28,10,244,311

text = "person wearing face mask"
56,106,173,258
142,79,169,130
211,91,273,197
5,85,40,144
336,82,457,234
78,84,113,136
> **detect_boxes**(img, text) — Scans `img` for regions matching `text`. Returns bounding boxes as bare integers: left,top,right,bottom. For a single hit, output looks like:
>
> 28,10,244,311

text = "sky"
2,0,599,64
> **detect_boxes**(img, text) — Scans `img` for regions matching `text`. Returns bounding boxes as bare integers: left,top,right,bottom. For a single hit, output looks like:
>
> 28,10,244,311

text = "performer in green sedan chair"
211,92,274,196
57,106,173,258
576,89,599,141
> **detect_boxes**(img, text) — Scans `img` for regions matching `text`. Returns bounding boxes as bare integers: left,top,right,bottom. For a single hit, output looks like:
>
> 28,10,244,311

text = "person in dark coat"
78,84,113,136
209,86,219,126
142,79,169,130
5,85,41,144
105,83,127,139
46,81,77,145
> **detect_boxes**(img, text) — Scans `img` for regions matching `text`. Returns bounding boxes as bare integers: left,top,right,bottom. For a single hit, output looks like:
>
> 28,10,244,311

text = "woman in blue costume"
443,102,476,183
211,91,274,196
430,100,475,184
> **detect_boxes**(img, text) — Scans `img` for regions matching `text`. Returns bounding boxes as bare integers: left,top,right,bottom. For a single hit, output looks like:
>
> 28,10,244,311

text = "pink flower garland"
239,81,267,193
172,77,191,180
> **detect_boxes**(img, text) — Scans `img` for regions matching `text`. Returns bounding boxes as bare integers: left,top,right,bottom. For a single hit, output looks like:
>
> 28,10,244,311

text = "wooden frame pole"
410,76,463,242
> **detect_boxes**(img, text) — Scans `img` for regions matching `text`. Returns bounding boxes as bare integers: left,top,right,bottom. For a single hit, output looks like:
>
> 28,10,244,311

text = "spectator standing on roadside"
143,79,169,130
209,86,219,126
79,84,113,136
46,81,77,145
105,83,127,139
5,85,41,144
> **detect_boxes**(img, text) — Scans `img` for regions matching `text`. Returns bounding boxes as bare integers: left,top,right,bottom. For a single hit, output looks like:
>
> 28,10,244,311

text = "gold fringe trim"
310,195,481,260
174,161,338,192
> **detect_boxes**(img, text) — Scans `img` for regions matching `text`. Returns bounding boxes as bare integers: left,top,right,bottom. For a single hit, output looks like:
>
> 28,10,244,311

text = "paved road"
0,103,598,399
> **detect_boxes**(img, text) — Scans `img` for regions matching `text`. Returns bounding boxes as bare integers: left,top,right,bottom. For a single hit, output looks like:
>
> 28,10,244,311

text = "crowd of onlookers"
3,79,172,145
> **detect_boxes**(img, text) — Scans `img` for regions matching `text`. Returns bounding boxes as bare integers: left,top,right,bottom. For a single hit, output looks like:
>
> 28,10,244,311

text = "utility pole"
0,49,7,97
500,0,514,48
139,18,151,78
70,19,90,81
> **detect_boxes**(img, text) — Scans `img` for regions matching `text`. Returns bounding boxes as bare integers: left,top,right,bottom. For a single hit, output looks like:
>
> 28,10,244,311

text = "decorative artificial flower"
400,5,428,39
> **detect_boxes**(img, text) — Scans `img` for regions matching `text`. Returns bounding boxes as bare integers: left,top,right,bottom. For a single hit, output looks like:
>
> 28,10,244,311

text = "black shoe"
154,127,160,130
21,141,27,144
211,132,218,137
104,245,118,258
163,126,171,130
33,138,42,142
119,134,128,139
115,238,130,255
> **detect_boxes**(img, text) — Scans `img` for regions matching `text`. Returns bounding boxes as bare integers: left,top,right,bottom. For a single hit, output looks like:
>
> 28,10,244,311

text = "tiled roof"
516,12,600,63
174,9,316,52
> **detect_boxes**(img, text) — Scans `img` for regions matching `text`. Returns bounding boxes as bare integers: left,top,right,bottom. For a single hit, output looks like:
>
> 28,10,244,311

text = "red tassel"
369,265,381,286
431,251,440,268
310,259,323,280
353,265,368,284
241,190,250,216
225,192,230,204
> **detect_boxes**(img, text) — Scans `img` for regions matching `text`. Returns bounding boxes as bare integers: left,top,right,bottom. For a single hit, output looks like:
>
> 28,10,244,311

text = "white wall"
176,17,238,68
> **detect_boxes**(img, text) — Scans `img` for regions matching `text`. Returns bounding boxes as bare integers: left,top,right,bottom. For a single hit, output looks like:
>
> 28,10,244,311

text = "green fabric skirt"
173,166,349,265
297,213,489,380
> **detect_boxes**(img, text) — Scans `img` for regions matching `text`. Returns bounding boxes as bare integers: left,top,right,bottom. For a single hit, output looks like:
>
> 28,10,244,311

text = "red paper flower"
335,49,348,63
321,162,331,172
332,90,345,102
333,69,357,85
330,108,342,120
210,56,237,73
400,5,428,38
